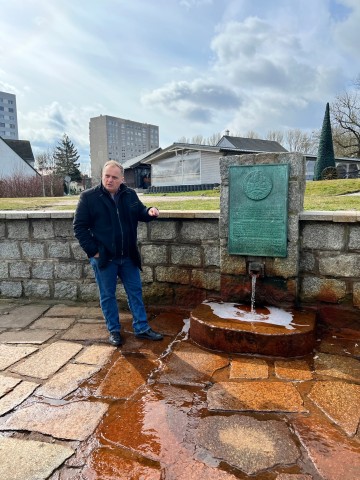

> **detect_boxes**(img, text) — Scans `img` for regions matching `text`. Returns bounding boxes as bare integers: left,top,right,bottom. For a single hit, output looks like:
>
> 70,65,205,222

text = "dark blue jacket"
73,183,155,269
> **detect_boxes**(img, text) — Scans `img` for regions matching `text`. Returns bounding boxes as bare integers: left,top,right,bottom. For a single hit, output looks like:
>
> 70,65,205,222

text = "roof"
144,138,289,165
2,139,35,164
121,147,162,169
217,135,288,153
143,143,222,164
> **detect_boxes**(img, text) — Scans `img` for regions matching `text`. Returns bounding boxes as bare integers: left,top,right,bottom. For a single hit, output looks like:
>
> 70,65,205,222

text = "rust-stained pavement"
0,300,359,480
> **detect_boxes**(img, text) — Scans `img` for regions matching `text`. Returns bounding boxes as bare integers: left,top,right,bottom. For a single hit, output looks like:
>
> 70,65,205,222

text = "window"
10,124,15,128
0,122,5,127
8,108,14,112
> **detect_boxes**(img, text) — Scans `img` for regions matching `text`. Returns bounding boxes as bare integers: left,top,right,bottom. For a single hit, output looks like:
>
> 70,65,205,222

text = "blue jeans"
89,256,150,335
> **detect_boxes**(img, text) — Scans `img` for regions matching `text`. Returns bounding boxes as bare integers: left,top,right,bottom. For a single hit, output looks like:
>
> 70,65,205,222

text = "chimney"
225,129,230,136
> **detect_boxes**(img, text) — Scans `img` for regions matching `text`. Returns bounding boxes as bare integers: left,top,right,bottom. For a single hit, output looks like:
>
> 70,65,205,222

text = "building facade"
89,115,159,184
0,91,18,140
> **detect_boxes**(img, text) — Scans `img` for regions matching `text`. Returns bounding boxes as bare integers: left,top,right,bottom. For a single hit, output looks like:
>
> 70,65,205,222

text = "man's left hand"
148,207,159,217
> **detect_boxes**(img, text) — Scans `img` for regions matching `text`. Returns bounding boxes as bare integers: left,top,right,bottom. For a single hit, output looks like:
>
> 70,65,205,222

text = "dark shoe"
109,332,123,346
136,328,163,341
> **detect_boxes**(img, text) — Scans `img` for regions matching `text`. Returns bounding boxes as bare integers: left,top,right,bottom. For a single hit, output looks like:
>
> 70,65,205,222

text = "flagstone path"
0,300,359,479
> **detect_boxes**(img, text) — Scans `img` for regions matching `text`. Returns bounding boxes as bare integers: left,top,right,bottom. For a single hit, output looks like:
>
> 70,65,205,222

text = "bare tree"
206,132,222,145
35,148,57,196
331,85,360,157
266,130,284,144
284,129,317,154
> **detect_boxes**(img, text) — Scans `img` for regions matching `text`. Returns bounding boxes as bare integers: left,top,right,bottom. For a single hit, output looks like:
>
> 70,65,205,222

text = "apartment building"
89,115,159,184
0,91,19,140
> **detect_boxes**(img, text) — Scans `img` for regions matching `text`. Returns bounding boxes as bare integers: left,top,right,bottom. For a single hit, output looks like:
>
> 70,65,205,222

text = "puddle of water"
204,301,297,330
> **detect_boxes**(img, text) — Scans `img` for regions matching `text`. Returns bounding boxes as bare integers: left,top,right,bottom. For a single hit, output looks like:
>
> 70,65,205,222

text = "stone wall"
0,210,359,310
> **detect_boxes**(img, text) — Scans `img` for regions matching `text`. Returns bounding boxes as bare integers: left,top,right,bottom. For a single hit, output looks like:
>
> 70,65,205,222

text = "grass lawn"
0,179,359,211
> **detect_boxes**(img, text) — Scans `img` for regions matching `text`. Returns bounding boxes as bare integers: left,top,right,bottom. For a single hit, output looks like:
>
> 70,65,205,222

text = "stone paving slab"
293,413,360,480
0,344,38,370
3,400,108,440
308,380,360,436
29,316,75,330
44,304,88,317
60,322,108,341
0,329,56,344
314,352,360,382
0,380,38,416
158,341,229,386
274,359,313,381
207,381,307,412
0,437,74,480
230,357,269,379
0,302,18,314
0,374,21,397
100,385,189,460
97,353,158,399
10,341,83,379
75,344,116,365
0,304,50,328
35,363,101,399
196,415,300,475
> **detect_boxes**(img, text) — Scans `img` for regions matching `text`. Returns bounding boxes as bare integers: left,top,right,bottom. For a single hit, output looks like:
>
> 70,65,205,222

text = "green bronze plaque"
228,164,289,257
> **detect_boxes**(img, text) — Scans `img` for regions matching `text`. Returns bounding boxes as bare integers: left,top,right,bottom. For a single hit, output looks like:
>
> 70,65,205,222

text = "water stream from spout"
250,273,257,314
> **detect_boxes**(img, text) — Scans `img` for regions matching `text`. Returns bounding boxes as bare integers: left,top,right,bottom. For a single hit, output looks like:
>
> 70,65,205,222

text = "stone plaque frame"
228,164,289,257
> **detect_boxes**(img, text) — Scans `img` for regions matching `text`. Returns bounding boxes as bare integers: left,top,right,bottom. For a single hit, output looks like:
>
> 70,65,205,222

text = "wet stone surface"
207,381,307,413
308,380,360,436
0,300,359,479
293,413,360,480
230,357,269,379
158,341,229,386
196,415,300,475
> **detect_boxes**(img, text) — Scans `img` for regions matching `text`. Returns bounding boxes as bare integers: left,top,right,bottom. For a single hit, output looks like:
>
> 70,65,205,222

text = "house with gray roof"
0,137,39,178
142,136,288,192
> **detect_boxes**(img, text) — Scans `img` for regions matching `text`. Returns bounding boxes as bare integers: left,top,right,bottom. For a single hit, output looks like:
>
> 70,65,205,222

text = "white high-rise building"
89,115,159,184
0,91,19,140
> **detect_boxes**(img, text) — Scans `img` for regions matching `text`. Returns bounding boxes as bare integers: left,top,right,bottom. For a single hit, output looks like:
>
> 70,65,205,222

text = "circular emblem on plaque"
243,171,273,200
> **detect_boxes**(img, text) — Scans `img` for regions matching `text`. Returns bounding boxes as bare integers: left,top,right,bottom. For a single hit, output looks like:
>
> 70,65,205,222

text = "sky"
1,0,360,173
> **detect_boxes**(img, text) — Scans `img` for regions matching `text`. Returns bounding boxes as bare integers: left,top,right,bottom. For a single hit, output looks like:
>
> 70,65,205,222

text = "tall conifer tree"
314,103,336,180
54,134,82,182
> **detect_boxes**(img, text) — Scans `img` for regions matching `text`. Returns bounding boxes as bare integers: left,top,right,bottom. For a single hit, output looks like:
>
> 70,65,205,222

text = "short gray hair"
102,160,124,175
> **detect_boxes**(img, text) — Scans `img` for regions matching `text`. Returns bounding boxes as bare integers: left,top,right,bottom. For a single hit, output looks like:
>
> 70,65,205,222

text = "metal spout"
247,261,264,278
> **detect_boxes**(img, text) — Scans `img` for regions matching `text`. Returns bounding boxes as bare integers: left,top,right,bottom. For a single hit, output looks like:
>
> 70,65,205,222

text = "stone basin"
190,301,316,357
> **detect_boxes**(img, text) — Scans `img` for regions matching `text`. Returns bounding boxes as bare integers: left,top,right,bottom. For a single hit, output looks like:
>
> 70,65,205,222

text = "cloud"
333,0,360,58
19,102,102,158
2,0,360,165
141,79,240,124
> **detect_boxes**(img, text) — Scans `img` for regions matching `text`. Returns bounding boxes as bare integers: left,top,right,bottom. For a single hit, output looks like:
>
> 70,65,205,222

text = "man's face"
102,165,124,194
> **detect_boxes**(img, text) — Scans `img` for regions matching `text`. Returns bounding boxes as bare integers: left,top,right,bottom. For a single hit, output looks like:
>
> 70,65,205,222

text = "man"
73,160,163,346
